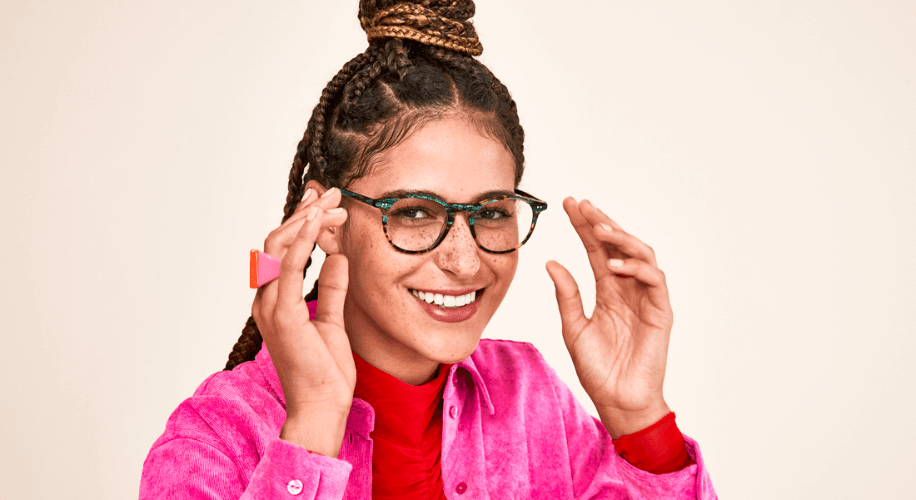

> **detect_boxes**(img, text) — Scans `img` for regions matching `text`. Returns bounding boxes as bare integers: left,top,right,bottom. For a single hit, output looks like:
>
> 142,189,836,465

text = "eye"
388,199,444,227
478,207,514,220
391,206,435,220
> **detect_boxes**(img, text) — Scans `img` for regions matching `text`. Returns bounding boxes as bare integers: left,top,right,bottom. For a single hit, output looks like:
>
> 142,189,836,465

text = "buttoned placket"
337,399,375,500
440,364,494,499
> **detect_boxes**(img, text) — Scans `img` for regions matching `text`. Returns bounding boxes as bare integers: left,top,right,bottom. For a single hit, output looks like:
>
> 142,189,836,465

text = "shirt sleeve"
139,436,352,500
612,411,695,474
540,356,717,500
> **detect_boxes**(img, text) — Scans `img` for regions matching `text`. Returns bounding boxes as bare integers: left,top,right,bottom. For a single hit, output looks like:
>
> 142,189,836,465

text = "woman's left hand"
546,197,673,439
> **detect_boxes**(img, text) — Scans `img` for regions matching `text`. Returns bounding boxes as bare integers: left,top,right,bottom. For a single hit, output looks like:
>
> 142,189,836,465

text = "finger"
284,187,343,226
293,187,317,213
605,258,671,307
275,207,323,310
577,199,629,261
591,221,658,268
275,188,317,231
562,197,614,281
578,198,623,231
545,260,589,340
315,254,349,351
260,206,346,310
264,209,348,258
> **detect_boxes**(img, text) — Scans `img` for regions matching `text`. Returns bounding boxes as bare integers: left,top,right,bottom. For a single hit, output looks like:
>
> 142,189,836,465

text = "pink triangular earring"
249,250,281,288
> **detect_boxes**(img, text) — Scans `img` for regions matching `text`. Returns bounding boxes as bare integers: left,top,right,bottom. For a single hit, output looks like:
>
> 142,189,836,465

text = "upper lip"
409,287,481,295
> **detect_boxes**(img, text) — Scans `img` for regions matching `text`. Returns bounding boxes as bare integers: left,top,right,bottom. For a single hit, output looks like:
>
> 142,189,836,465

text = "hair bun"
358,0,482,56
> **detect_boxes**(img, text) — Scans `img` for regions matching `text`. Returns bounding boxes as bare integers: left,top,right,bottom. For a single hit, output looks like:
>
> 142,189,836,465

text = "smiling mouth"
409,289,482,308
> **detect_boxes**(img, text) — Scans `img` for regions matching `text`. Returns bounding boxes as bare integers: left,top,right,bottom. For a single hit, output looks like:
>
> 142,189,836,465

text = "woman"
141,1,716,498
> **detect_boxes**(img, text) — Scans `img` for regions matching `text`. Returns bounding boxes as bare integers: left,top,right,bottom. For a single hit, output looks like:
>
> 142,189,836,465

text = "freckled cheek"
345,217,418,294
483,253,518,293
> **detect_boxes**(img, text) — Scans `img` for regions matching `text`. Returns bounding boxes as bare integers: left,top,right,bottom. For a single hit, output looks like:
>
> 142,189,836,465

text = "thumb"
315,254,349,330
545,260,587,337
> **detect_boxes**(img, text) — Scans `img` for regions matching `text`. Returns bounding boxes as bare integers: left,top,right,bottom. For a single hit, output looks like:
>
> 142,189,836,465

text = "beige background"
2,1,915,498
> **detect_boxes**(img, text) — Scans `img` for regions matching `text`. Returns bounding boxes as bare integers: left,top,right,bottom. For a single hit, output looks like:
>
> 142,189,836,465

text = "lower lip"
414,294,479,323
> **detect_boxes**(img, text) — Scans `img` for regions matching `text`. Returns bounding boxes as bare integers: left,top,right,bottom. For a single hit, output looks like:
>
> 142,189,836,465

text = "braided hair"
225,0,525,370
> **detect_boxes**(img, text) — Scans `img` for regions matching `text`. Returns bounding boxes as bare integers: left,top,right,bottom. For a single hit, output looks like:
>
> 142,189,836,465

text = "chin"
414,305,499,364
418,329,485,365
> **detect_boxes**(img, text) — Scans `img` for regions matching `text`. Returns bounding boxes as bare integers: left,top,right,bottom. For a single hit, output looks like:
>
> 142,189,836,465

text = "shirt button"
455,482,468,494
448,406,457,418
287,479,303,495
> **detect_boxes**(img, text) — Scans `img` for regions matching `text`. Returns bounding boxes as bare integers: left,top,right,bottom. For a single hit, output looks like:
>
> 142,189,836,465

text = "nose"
435,213,480,277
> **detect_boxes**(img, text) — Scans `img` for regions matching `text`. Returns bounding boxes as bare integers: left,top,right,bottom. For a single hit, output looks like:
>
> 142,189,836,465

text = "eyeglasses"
337,188,548,254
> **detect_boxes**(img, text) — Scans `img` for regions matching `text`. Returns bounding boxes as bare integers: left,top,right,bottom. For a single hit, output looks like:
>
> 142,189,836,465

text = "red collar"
352,351,451,499
352,351,451,446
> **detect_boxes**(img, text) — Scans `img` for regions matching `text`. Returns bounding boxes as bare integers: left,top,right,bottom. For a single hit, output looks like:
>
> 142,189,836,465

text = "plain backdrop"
1,1,914,498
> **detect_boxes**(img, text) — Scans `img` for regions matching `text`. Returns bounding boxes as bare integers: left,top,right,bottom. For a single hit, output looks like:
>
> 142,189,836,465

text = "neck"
349,333,442,386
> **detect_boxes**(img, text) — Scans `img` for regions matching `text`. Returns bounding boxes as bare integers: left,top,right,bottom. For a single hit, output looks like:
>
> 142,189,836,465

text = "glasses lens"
386,197,448,251
474,198,534,252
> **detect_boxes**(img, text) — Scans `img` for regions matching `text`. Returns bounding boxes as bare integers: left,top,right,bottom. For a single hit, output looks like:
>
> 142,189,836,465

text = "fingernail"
321,187,337,198
302,188,313,201
326,208,344,214
608,259,624,268
600,223,612,233
306,206,319,221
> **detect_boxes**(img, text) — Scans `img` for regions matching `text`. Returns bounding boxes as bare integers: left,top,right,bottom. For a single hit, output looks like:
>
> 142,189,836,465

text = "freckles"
484,253,517,271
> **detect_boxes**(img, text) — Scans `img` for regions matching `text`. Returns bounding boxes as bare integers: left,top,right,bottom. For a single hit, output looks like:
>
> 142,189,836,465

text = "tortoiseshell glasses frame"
337,188,548,254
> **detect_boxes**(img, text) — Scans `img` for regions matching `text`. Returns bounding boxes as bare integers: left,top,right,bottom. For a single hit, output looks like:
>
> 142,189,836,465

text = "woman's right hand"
251,187,353,457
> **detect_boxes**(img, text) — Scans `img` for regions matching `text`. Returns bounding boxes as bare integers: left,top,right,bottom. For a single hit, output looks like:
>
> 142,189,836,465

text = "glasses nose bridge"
444,204,482,238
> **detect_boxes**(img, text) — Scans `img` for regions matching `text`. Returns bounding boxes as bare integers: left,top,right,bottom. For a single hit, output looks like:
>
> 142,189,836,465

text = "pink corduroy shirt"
140,339,717,499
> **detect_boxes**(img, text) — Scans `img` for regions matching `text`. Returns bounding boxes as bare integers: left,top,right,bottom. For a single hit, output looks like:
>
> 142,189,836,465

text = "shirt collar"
453,351,495,416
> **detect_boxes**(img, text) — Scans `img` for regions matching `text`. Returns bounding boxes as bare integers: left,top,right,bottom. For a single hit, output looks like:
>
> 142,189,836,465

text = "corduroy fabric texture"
141,339,717,499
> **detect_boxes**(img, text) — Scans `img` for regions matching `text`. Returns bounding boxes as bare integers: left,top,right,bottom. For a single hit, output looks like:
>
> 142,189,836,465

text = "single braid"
284,144,309,223
224,316,262,371
384,39,413,80
342,47,386,105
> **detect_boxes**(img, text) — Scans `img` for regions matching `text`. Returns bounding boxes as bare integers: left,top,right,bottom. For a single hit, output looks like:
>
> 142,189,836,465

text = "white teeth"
410,289,480,308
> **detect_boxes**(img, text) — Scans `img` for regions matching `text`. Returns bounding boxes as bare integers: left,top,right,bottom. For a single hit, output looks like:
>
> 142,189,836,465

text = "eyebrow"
378,188,516,203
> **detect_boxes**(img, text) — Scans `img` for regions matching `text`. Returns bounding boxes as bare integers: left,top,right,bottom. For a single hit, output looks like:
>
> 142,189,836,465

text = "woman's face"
334,116,518,384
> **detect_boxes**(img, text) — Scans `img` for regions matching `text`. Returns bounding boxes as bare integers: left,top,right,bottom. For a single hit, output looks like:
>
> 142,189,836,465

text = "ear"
306,179,329,199
306,179,344,255
316,222,343,255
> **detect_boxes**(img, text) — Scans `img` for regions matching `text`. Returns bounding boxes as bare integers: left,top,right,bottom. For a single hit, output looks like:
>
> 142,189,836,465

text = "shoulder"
471,338,551,373
469,338,559,401
185,360,281,419
149,359,285,462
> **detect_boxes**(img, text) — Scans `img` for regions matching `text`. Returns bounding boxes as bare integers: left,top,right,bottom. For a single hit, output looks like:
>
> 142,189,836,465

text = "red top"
352,352,451,500
348,351,692,499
